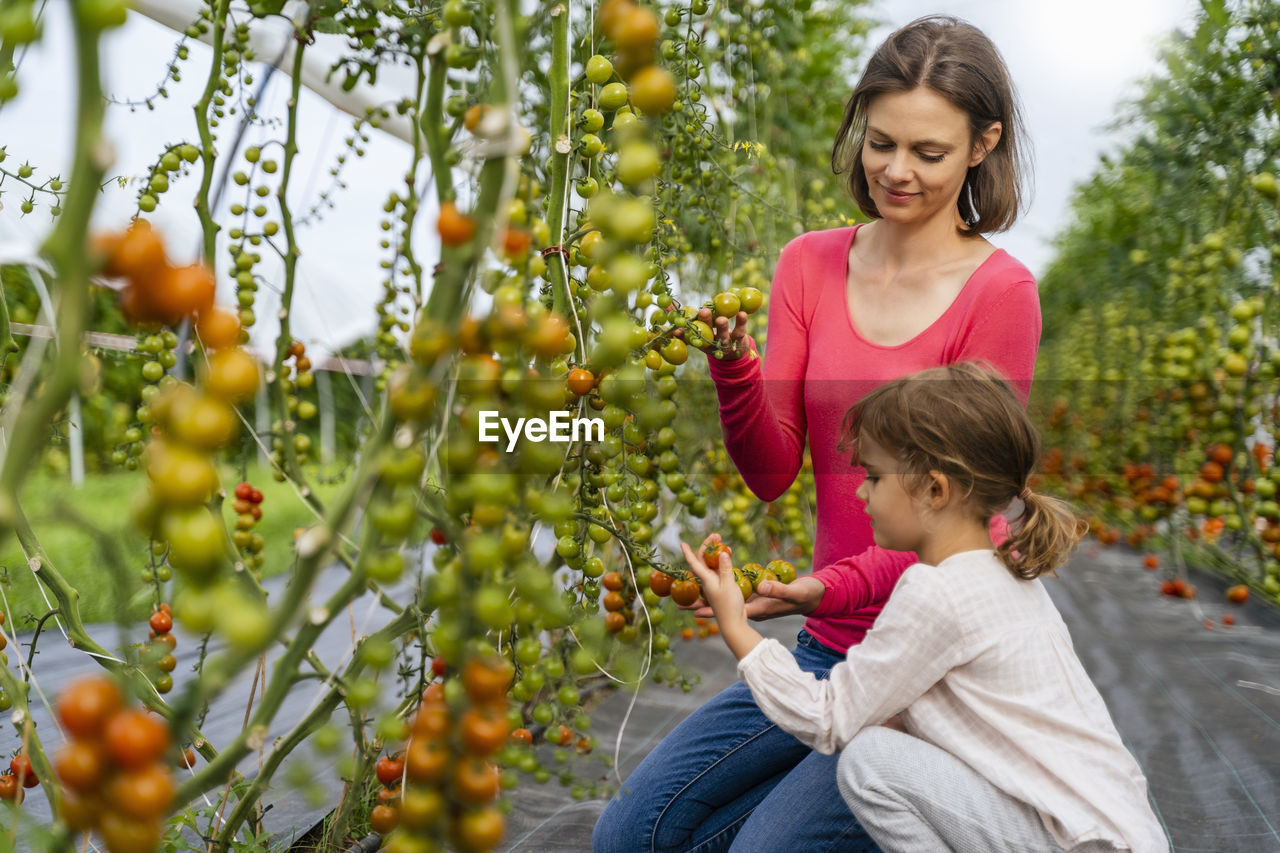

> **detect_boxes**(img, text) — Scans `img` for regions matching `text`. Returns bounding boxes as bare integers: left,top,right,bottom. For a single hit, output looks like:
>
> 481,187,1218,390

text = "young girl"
683,363,1169,853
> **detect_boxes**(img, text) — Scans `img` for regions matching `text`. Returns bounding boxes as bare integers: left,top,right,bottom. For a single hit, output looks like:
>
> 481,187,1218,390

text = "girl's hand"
680,538,747,628
696,307,751,360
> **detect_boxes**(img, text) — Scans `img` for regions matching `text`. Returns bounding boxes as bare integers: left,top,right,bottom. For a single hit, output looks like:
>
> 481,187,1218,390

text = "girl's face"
855,436,928,554
861,87,998,228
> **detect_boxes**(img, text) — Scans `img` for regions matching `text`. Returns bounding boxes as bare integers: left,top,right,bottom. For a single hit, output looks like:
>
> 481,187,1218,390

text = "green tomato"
585,55,614,85
599,82,629,111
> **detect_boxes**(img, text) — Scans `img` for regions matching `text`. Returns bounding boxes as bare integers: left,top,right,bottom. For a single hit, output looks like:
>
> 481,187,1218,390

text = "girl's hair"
831,15,1029,235
837,362,1086,579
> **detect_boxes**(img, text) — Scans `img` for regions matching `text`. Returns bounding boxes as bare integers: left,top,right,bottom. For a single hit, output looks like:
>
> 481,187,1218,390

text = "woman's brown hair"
831,15,1029,235
837,362,1086,579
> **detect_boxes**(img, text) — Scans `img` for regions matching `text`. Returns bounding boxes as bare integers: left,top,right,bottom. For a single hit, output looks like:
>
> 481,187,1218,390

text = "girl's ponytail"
996,490,1089,580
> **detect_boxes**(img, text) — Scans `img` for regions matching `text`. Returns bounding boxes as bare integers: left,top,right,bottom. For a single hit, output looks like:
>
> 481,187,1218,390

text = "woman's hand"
689,576,826,621
696,307,751,360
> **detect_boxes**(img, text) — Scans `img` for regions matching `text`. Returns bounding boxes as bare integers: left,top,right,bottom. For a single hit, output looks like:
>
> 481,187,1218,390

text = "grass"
0,464,346,627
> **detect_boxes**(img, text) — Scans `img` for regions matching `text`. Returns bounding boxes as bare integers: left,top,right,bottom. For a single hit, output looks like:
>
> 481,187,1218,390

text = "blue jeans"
592,630,881,853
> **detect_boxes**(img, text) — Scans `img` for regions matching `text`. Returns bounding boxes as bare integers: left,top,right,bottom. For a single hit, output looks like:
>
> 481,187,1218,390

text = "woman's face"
860,87,999,228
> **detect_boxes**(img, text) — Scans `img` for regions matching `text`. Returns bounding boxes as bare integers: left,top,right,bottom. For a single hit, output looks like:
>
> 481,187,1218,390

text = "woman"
593,15,1041,853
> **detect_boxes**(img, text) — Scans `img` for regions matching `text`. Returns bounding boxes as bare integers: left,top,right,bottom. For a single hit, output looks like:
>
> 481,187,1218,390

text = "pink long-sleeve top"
707,224,1041,653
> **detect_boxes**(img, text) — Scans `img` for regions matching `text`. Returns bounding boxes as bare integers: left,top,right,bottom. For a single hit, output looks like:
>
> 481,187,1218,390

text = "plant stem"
270,32,311,493
193,0,232,268
545,4,572,317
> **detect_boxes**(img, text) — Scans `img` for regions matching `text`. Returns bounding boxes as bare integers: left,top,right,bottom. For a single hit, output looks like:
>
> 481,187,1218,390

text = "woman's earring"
964,178,979,226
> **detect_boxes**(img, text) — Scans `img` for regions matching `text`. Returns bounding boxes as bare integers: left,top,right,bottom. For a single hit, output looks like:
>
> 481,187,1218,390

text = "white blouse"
738,549,1168,852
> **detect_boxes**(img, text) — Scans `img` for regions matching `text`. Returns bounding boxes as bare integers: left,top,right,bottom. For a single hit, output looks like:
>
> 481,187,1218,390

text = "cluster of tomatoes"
95,220,269,640
0,751,38,803
273,339,318,474
231,481,266,573
53,675,174,850
376,658,512,853
648,538,796,607
141,603,178,695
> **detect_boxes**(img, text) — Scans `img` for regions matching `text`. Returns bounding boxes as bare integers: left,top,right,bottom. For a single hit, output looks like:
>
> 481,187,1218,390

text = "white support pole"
256,381,270,470
317,368,335,464
68,392,85,488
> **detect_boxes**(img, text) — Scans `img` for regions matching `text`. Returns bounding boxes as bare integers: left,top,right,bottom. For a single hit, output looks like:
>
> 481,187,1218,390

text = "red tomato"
375,754,405,786
9,754,37,787
648,571,673,597
670,579,701,607
149,610,173,635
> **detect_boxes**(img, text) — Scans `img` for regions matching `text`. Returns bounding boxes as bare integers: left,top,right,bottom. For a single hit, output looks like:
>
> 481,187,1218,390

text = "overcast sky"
0,0,1199,355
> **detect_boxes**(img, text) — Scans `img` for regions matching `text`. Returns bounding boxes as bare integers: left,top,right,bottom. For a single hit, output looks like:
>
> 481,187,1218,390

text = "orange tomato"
146,441,218,506
398,786,446,830
438,200,477,247
629,65,676,114
612,4,659,53
55,740,108,794
107,763,175,820
501,226,532,260
413,701,450,740
459,706,510,756
452,757,500,804
146,263,215,323
598,0,638,40
104,709,171,771
57,676,124,740
404,737,449,783
194,306,243,350
202,348,261,403
566,368,596,397
462,657,513,703
103,220,167,283
454,806,506,852
463,104,491,133
98,811,163,853
369,803,400,835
